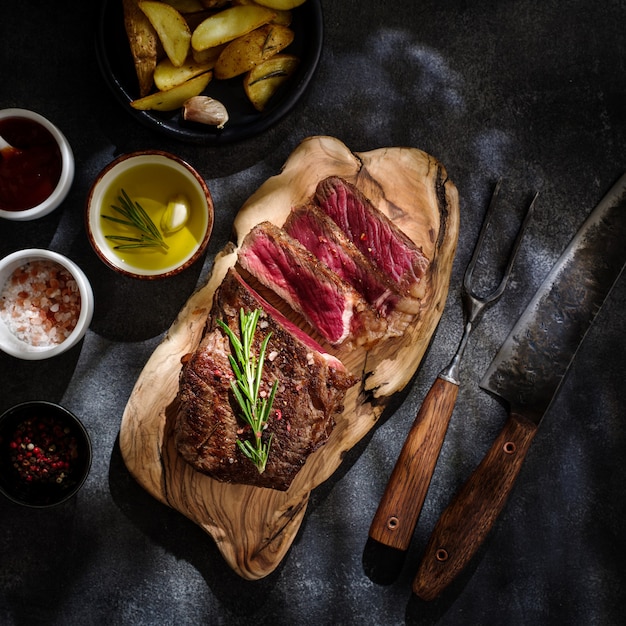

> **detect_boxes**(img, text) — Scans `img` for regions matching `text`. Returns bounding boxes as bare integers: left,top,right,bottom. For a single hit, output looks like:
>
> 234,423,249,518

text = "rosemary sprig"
103,189,169,251
218,308,278,474
248,69,289,87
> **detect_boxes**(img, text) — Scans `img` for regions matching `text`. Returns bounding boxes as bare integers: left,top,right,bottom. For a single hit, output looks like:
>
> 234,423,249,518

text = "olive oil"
99,162,208,272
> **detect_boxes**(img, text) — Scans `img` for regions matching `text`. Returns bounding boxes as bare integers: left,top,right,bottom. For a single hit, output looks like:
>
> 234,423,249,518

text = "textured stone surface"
1,1,625,624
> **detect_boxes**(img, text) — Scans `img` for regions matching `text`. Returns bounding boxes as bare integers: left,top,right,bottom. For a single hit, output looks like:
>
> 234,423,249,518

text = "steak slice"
284,204,419,337
314,176,430,299
175,268,358,491
237,221,387,348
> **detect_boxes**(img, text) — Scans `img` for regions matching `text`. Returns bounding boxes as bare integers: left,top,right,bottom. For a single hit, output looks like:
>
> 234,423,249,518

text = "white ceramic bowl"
0,108,75,221
85,150,214,279
0,249,94,360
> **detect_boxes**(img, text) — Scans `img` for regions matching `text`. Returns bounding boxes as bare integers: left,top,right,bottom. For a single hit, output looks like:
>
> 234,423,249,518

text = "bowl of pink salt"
0,249,94,360
0,401,92,507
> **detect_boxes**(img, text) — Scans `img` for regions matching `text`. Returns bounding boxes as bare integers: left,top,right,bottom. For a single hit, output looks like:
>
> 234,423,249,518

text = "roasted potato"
191,4,277,51
123,0,159,97
130,71,211,110
191,42,228,64
153,56,215,91
232,0,292,25
253,0,305,9
214,24,294,79
243,53,299,110
162,0,204,11
199,0,231,7
122,0,306,114
139,1,191,67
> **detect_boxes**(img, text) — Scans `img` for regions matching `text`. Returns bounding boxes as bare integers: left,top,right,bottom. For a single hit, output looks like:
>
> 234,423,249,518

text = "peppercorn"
5,415,78,487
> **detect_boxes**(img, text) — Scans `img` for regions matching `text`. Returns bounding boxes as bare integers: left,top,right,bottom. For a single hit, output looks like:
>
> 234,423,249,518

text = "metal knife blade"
412,173,626,601
480,173,626,419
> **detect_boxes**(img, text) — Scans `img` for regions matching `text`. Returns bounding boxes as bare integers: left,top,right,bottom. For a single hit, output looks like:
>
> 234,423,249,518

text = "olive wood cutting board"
119,136,459,580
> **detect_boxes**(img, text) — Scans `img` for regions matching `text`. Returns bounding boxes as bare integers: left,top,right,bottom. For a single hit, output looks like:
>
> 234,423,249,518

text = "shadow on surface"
107,435,289,618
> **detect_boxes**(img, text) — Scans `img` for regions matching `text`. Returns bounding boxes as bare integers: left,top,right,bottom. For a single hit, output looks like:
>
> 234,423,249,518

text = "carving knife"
412,172,626,601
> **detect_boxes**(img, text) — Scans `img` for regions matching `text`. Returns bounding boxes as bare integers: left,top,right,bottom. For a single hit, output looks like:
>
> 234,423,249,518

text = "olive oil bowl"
85,151,214,279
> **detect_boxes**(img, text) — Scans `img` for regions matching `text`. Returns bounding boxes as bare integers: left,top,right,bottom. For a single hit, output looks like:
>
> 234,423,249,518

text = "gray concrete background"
1,1,625,624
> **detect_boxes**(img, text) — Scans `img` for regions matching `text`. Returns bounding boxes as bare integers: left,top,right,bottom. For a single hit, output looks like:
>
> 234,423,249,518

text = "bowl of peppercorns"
0,401,92,507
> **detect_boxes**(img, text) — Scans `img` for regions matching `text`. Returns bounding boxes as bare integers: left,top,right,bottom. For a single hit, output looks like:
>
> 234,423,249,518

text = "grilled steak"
284,204,419,337
314,176,430,299
237,221,387,348
175,268,358,491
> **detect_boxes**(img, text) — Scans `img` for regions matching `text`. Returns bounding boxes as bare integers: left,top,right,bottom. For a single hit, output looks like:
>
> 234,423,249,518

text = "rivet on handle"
386,516,399,530
435,548,449,562
503,441,517,454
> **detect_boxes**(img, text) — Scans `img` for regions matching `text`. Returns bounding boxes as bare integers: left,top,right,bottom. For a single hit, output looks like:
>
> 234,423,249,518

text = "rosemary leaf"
217,309,277,474
103,189,169,251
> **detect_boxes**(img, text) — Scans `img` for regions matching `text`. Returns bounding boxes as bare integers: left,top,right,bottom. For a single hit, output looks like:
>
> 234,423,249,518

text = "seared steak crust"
175,269,358,491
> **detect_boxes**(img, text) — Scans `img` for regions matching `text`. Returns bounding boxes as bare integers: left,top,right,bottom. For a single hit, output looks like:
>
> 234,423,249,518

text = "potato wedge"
243,53,299,110
232,0,292,26
191,5,277,51
162,0,204,11
130,71,211,110
199,0,230,7
185,9,221,31
139,1,191,67
253,0,306,9
192,42,227,64
123,0,158,97
153,56,215,91
214,24,294,79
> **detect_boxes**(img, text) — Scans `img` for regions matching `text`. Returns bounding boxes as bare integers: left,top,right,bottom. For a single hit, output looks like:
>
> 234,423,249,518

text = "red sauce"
0,117,63,212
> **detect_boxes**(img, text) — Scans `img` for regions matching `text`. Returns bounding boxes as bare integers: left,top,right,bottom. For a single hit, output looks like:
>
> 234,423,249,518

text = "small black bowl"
0,401,92,508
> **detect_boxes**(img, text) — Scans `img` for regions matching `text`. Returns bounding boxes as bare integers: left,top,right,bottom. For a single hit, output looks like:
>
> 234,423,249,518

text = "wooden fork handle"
368,376,459,552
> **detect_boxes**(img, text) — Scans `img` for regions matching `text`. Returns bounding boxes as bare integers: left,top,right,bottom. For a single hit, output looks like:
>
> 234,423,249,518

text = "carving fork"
366,180,538,579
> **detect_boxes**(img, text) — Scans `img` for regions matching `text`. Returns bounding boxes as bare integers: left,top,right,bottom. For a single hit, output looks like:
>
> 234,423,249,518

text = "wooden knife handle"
412,412,538,601
368,376,459,551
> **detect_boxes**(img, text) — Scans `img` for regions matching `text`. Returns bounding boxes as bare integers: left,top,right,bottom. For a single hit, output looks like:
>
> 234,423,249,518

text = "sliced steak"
284,204,418,337
237,221,387,348
314,176,430,299
175,268,358,491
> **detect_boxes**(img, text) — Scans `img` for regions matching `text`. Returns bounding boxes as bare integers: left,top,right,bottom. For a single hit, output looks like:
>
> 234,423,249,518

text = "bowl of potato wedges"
96,0,322,143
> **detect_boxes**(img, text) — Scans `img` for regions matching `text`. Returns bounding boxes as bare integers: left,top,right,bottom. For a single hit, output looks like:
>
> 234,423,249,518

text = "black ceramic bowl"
0,401,92,507
95,0,323,144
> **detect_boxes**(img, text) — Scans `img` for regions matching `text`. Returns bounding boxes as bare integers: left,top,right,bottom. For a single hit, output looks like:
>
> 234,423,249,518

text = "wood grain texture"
369,376,460,551
119,136,460,580
412,413,538,600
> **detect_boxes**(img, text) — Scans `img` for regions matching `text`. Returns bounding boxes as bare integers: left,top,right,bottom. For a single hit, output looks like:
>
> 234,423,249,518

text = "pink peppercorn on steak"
120,136,459,579
175,268,358,490
175,174,436,491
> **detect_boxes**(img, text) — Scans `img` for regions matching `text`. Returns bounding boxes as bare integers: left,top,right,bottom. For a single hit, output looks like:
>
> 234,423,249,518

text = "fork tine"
463,178,503,293
464,181,539,303
488,190,539,301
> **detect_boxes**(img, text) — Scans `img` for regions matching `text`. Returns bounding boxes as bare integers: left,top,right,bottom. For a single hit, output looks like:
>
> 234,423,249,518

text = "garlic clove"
183,96,229,129
161,194,190,234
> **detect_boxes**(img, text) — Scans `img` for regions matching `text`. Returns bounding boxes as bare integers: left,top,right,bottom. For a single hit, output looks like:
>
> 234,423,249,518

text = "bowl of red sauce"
0,401,92,508
0,108,74,221
0,249,94,360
